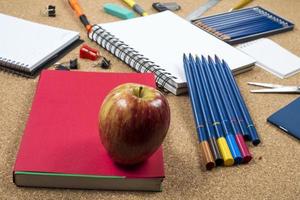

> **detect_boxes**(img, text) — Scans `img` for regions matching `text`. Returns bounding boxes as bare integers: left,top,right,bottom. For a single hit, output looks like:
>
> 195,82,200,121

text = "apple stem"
139,86,143,98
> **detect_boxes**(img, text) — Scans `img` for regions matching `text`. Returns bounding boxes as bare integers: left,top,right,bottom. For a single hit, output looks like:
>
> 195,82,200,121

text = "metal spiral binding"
89,25,177,92
0,57,29,73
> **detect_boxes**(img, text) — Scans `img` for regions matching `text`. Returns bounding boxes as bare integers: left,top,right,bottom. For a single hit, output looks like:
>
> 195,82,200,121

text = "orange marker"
68,0,92,32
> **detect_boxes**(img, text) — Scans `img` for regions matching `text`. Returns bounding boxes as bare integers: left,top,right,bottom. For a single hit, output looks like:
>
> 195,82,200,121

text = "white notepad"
0,13,80,76
89,11,255,95
236,38,300,78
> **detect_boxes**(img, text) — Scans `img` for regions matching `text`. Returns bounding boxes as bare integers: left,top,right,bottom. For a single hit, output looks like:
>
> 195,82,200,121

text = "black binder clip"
93,57,111,69
41,5,56,17
152,2,181,12
100,57,111,69
69,58,78,69
54,58,78,70
55,65,70,71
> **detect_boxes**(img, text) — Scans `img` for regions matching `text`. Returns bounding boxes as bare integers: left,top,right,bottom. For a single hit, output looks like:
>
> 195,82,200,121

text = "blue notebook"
268,97,300,140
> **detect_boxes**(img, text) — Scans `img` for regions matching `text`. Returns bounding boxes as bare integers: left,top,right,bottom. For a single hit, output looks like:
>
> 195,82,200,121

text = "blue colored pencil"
200,9,258,24
202,56,242,164
221,59,261,145
213,56,249,139
183,54,215,170
193,7,288,43
215,17,270,32
224,21,282,34
222,21,282,35
193,55,234,166
187,55,223,166
224,24,282,39
213,55,252,163
207,15,265,29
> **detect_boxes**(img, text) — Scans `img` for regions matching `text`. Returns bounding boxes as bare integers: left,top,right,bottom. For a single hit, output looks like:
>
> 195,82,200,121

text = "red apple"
98,83,170,165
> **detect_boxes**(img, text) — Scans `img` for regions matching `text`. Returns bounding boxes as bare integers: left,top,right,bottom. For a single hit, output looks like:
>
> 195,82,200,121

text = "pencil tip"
207,55,213,64
189,54,197,64
214,55,221,65
195,54,201,62
201,55,207,64
183,55,187,63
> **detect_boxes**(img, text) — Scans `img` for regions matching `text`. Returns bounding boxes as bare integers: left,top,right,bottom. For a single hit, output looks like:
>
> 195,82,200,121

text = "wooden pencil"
183,54,215,170
187,54,224,166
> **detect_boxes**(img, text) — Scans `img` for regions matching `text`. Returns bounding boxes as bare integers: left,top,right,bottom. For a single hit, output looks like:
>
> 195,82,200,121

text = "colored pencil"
187,54,223,166
183,54,215,170
223,22,282,39
192,7,294,44
213,56,252,163
217,63,250,139
203,56,243,164
193,55,234,166
215,17,271,32
200,9,258,24
221,60,261,145
203,13,263,28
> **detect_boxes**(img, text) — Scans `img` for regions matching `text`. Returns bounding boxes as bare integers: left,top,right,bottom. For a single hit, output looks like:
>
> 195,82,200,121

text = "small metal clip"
41,5,56,17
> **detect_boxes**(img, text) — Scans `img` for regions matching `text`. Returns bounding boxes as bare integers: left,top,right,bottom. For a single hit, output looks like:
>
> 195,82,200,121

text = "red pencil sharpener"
79,44,100,61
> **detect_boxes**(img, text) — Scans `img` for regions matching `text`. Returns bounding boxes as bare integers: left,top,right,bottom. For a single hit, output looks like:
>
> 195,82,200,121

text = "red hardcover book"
13,70,164,191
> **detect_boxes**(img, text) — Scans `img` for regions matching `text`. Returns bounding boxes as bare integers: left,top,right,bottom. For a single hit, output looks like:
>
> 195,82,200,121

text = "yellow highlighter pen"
122,0,148,16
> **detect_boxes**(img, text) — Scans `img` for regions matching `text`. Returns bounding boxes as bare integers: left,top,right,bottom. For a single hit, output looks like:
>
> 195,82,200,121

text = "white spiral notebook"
89,11,255,95
0,13,80,77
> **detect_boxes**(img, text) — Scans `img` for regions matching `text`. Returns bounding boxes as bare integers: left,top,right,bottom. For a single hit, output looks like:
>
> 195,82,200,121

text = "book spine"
88,25,177,94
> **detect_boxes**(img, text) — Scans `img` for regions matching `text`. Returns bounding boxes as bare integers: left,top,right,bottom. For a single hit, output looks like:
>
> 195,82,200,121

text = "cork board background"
0,0,299,199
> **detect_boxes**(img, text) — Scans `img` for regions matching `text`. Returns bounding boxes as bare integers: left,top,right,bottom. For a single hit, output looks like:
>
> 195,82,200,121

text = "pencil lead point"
183,54,187,60
208,55,214,64
201,55,207,64
189,54,196,64
195,55,201,63
214,55,221,65
183,54,187,62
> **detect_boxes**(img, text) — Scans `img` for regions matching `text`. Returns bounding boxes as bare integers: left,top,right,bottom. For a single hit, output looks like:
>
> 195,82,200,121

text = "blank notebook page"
100,11,255,84
236,38,300,78
0,13,79,71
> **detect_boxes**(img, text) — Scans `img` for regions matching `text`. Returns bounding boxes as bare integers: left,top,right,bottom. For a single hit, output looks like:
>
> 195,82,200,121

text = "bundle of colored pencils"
183,54,260,170
192,7,294,44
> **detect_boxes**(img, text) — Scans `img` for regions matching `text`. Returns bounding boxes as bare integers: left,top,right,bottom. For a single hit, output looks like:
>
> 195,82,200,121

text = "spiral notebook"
88,11,255,95
0,13,81,77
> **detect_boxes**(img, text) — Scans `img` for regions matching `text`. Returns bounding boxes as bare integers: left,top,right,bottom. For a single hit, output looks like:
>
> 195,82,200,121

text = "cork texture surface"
0,0,299,199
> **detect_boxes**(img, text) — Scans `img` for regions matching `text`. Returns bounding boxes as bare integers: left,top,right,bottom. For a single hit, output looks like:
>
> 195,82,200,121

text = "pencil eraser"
103,3,135,19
